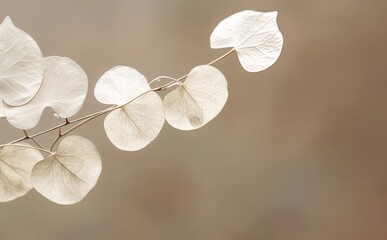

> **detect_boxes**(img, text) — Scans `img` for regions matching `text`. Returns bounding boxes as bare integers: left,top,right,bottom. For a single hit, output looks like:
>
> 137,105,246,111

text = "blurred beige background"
1,0,387,239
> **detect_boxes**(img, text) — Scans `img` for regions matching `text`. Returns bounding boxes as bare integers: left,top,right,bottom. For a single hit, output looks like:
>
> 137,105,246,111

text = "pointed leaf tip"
210,10,283,72
2,16,12,24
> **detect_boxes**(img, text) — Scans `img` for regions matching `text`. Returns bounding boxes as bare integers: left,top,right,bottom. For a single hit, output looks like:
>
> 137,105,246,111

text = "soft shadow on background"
1,0,387,239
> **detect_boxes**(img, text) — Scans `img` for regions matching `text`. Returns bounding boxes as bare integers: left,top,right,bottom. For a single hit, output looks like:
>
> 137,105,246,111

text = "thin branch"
57,115,63,135
49,114,64,151
8,136,28,145
60,91,152,137
67,106,116,124
62,108,113,136
8,122,68,145
149,76,182,85
207,48,235,66
4,49,235,145
23,130,45,149
0,143,54,155
151,49,235,91
50,134,62,151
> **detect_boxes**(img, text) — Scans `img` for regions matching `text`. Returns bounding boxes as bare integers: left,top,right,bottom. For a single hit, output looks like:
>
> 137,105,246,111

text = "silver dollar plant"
0,10,283,205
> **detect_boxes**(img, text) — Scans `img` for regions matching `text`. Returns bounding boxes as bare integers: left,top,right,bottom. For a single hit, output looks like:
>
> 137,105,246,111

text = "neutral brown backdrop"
1,0,387,239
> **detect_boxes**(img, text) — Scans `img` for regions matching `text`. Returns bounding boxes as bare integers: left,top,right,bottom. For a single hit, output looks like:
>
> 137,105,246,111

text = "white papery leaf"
104,91,165,151
95,66,165,151
164,65,228,130
4,56,88,129
0,16,43,106
31,135,101,205
0,143,43,202
210,10,283,72
0,101,4,118
94,66,150,105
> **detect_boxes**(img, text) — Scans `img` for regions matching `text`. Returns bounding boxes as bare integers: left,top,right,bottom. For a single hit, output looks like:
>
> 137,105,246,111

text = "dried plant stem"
208,48,235,65
0,143,54,155
4,49,235,151
149,76,180,85
23,130,45,149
